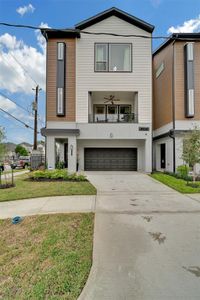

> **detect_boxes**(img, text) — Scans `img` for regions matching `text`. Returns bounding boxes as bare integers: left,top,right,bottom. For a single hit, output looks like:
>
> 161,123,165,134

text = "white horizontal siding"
76,15,152,124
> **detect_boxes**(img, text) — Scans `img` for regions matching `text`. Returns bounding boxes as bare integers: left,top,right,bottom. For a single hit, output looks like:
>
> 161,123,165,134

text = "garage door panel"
84,148,137,171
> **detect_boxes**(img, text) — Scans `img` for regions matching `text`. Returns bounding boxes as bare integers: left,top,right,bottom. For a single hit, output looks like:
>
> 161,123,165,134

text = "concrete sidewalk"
0,195,96,219
1,169,29,180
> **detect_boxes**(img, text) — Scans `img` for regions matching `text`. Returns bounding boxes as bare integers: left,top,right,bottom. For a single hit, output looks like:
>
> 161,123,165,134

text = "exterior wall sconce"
110,133,113,138
70,144,73,156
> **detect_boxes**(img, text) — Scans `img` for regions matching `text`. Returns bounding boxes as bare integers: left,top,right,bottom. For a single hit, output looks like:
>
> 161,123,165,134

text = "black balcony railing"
88,113,138,123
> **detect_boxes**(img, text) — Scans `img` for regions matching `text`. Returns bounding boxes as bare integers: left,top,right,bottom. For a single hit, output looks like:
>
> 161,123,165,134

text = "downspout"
170,39,176,173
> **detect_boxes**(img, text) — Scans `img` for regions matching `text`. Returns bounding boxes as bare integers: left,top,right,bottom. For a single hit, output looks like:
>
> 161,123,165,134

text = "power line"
0,51,38,93
81,30,169,39
0,91,30,114
0,111,28,130
9,52,38,86
0,22,44,30
0,52,25,82
0,22,194,40
0,91,44,127
0,107,38,132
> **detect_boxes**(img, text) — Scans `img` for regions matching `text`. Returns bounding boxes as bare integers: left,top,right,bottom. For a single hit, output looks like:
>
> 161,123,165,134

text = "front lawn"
0,175,96,202
151,172,200,193
0,213,94,300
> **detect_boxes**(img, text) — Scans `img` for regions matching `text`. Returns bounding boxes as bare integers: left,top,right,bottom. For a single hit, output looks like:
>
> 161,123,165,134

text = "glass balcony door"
94,105,106,122
107,105,118,122
119,105,131,122
91,104,135,123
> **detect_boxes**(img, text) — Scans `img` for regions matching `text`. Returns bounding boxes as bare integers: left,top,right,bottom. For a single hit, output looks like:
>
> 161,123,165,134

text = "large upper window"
95,43,132,72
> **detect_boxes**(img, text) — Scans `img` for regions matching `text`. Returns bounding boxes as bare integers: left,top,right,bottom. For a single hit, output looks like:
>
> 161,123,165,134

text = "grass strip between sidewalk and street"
0,213,94,300
151,172,200,193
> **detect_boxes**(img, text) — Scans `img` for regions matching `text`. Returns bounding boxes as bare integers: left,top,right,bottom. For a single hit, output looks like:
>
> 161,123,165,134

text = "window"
107,105,117,114
109,44,131,72
95,43,132,72
95,44,108,71
95,106,105,114
119,105,131,114
57,43,64,60
187,43,194,61
57,87,64,115
156,62,164,78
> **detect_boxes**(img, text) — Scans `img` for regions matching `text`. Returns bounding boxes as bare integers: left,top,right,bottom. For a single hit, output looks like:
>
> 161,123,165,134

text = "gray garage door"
84,148,137,171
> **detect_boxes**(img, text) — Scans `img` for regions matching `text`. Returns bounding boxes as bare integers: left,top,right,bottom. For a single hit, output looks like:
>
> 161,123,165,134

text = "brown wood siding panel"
175,41,200,120
153,43,173,130
46,38,76,122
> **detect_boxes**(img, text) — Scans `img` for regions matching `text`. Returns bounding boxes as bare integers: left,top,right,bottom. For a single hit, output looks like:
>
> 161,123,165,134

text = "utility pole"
32,85,41,150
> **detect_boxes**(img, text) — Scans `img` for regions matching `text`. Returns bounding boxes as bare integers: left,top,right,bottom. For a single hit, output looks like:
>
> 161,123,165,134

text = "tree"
15,145,29,156
0,127,6,161
182,127,200,182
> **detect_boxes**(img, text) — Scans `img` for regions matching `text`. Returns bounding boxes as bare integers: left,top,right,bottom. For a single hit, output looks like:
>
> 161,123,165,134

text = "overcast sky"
0,0,200,144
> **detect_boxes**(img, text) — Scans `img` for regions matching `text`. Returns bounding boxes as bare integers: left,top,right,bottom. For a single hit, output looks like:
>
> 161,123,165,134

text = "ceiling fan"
104,95,120,105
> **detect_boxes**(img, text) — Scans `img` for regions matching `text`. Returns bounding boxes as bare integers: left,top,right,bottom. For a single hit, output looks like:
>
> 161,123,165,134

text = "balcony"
88,113,137,123
88,91,138,124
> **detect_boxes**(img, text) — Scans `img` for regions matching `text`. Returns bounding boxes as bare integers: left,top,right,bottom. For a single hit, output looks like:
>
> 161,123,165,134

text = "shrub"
50,169,68,179
75,174,88,182
164,171,192,182
55,161,65,169
187,182,200,188
177,165,190,177
28,169,87,182
31,170,51,179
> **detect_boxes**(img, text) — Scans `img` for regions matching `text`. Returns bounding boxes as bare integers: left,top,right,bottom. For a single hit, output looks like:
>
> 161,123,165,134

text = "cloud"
0,95,34,121
16,3,35,16
35,22,51,53
0,32,46,93
150,0,162,8
168,15,200,33
0,24,49,143
0,94,35,141
0,95,16,111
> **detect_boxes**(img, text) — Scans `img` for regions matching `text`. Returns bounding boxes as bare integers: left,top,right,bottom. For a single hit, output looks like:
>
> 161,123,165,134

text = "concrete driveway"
79,172,200,300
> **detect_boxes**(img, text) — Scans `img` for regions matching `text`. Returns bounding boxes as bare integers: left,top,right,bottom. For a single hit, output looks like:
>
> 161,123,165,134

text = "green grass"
0,175,97,202
151,172,200,193
0,213,94,300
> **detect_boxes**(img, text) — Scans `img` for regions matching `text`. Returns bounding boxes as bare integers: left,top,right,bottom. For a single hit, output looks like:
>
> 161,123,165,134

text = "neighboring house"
37,142,45,155
41,7,154,173
153,33,200,172
3,142,17,161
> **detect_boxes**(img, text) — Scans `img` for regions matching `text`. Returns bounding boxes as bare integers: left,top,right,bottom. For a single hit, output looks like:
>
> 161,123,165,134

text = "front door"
160,143,166,169
64,143,68,168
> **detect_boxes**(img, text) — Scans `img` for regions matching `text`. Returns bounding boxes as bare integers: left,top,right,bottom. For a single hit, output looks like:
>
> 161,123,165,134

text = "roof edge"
41,28,80,39
153,33,200,56
75,7,154,33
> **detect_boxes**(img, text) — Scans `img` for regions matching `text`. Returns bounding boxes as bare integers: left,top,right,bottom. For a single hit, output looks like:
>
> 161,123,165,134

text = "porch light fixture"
70,144,73,156
110,133,113,138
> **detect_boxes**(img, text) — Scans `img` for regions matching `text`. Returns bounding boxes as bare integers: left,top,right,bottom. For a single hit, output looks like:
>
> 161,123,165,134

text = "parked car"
19,156,30,167
11,158,30,169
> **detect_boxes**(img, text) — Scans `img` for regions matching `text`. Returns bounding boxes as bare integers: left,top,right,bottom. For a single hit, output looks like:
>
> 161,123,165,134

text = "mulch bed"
0,183,15,189
27,178,88,182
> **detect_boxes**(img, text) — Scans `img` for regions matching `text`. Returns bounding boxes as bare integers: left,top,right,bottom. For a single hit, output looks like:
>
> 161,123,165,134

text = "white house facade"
41,8,154,173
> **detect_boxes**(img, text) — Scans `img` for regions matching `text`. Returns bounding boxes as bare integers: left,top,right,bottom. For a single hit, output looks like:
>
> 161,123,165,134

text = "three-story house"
41,7,154,173
153,33,200,172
